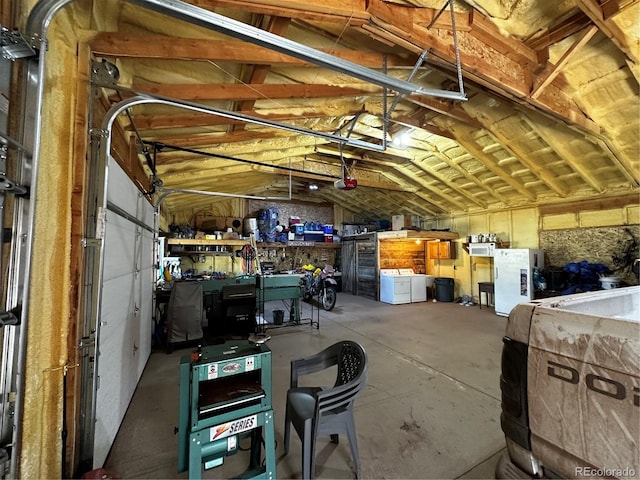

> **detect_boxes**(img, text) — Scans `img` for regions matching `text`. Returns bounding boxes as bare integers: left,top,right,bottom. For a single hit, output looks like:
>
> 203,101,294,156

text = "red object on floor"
81,468,122,479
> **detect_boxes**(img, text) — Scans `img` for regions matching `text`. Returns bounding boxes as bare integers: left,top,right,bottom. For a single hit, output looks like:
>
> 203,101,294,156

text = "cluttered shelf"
167,238,250,246
259,241,341,249
167,238,341,253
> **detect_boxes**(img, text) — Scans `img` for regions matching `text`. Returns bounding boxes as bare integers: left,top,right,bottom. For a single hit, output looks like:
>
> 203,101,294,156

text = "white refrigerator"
493,249,544,317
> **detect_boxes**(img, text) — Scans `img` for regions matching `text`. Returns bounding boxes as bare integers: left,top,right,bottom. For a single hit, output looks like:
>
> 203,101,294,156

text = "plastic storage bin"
435,277,455,302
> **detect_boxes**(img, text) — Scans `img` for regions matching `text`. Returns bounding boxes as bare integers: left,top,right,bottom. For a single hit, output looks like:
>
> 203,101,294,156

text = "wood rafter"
518,114,604,193
129,82,378,101
128,108,367,131
80,0,638,219
525,11,593,54
235,16,292,130
576,0,638,63
90,33,415,67
531,26,598,99
424,144,512,204
480,126,570,197
408,158,487,208
450,125,536,202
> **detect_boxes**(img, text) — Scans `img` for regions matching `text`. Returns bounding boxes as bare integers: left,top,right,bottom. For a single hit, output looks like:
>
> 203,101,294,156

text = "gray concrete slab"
104,293,506,479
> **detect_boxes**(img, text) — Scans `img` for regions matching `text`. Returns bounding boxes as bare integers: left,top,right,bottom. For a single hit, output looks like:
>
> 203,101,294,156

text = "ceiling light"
392,131,412,148
308,183,318,190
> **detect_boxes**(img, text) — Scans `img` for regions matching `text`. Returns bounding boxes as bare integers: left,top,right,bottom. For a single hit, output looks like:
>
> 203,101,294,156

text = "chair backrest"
317,341,367,417
335,341,366,387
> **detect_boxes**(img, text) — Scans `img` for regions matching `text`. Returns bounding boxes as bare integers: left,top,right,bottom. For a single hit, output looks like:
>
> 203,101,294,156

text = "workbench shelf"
167,238,251,255
168,238,250,246
257,241,341,249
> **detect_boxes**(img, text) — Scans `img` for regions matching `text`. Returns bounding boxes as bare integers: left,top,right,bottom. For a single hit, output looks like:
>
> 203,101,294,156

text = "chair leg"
345,416,361,479
302,419,314,480
284,406,290,455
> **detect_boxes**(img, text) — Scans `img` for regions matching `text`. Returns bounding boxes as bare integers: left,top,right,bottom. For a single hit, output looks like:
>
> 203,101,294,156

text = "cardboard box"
392,215,411,231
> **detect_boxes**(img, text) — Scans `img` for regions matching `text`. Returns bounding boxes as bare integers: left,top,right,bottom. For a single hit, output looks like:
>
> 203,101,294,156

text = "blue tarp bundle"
562,260,610,294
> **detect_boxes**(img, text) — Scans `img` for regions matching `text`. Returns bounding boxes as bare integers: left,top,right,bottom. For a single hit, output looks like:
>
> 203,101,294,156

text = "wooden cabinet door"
428,241,440,258
428,241,456,259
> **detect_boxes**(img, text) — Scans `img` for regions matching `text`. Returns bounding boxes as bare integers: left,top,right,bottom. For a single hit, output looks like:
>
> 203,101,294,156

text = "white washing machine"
398,268,427,302
379,269,411,304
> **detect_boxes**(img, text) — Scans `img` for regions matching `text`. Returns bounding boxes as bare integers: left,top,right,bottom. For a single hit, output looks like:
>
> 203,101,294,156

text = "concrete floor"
104,293,507,479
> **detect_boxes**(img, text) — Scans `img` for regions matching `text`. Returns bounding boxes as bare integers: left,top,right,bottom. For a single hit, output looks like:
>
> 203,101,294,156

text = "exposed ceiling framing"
79,0,637,221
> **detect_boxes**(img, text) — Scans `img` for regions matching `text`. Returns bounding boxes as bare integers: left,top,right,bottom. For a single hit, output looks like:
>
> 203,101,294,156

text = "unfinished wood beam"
538,193,640,215
425,146,512,204
185,0,370,22
531,26,598,99
525,11,593,52
519,114,604,193
576,0,638,63
236,16,292,115
600,0,638,20
486,128,569,197
355,154,470,211
359,6,600,134
128,109,357,130
90,33,414,67
405,95,482,129
450,125,536,201
129,82,378,101
408,158,487,208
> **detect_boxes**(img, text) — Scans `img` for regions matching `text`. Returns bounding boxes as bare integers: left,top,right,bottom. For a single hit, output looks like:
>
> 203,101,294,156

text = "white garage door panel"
139,204,155,230
136,228,154,369
94,318,138,465
94,157,155,468
99,278,134,345
102,214,136,282
107,159,140,214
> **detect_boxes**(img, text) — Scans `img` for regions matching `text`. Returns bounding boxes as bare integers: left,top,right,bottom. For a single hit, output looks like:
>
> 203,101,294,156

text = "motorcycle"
302,264,338,311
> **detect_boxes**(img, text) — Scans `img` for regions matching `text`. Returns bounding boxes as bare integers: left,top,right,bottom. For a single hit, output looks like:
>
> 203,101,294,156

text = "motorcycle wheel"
321,287,337,311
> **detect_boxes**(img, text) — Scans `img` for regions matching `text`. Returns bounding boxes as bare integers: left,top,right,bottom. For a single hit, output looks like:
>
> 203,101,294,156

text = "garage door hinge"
81,238,101,248
82,208,106,247
78,335,95,349
1,26,39,61
89,128,108,138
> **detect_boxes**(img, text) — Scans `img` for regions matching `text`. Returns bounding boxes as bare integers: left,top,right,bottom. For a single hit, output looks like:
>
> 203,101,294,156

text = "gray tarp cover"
167,281,204,343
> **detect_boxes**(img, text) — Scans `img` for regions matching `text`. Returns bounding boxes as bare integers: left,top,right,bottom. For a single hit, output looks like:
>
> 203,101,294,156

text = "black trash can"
544,267,567,292
272,309,284,325
435,277,455,302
